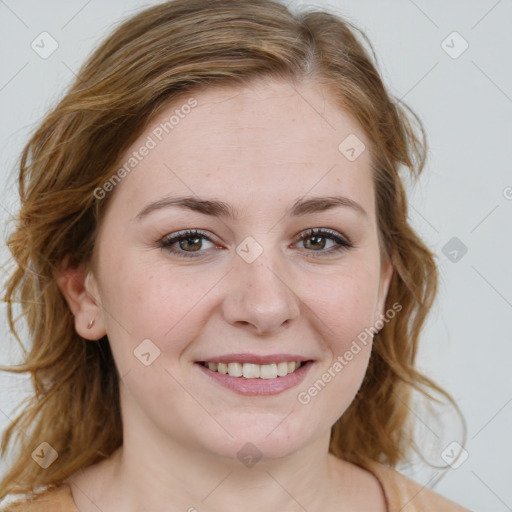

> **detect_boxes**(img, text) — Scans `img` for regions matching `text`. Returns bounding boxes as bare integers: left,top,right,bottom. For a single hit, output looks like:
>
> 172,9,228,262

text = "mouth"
196,360,311,379
194,358,314,396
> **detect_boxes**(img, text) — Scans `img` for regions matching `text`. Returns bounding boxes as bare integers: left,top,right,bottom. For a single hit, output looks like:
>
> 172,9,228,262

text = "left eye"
295,228,353,256
298,232,338,251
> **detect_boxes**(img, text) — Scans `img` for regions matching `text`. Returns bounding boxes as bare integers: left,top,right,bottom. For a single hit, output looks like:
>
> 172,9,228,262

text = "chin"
195,415,314,464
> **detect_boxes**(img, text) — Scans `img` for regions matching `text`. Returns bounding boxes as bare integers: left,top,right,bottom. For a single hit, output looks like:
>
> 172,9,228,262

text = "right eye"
159,229,218,258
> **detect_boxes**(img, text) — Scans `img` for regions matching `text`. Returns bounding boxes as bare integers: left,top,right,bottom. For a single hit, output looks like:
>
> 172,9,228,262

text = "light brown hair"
1,0,464,501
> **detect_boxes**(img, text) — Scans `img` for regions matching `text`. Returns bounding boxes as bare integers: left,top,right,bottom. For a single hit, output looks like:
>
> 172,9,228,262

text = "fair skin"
58,79,392,512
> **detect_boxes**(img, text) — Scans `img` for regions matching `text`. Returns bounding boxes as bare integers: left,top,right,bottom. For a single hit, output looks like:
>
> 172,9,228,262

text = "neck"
66,389,367,512
112,434,340,512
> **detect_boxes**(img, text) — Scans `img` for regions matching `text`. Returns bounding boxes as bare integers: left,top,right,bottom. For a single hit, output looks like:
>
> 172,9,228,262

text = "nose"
221,255,301,336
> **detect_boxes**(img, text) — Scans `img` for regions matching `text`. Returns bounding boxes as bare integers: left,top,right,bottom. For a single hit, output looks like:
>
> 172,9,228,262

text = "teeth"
277,362,289,377
228,362,242,377
203,361,305,378
243,363,260,379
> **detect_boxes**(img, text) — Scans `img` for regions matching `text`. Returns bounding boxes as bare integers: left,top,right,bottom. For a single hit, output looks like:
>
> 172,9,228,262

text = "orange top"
1,461,471,511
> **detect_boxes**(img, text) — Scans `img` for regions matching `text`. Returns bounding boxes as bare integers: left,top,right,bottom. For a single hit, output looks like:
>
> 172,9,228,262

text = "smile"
195,360,314,396
198,361,308,379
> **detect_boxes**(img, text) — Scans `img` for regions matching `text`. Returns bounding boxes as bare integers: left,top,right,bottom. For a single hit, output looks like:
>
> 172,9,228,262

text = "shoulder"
0,484,78,512
365,460,472,512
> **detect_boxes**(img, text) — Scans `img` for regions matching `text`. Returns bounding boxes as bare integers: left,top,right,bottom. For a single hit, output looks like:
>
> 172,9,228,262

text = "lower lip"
195,361,313,396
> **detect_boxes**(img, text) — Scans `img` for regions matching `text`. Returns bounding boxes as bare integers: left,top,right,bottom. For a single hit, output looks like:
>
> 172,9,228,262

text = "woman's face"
86,79,392,461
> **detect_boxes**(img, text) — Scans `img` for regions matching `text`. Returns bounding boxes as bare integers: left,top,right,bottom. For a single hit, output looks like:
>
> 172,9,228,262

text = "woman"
0,0,470,510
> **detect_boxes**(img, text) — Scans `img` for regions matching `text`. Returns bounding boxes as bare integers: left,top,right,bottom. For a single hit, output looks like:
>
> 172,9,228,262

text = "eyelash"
158,228,353,259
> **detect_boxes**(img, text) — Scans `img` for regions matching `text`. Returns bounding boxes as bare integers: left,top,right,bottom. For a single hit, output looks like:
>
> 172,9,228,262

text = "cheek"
303,261,381,351
95,249,215,362
100,246,211,326
293,265,379,425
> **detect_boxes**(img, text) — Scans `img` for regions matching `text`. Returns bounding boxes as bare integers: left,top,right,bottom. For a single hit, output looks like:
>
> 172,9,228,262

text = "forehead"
109,79,375,219
168,79,368,159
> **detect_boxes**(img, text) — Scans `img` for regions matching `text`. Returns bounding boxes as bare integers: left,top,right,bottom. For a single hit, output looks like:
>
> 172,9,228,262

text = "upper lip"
196,353,312,365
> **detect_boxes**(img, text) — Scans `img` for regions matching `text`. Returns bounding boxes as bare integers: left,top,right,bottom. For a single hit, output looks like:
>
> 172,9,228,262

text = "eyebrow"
134,194,367,221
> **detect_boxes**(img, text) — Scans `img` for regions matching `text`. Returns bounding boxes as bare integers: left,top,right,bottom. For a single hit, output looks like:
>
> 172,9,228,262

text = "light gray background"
0,1,511,510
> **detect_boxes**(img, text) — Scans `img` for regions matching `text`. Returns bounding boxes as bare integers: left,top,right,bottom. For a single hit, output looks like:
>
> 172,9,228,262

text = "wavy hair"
0,0,465,501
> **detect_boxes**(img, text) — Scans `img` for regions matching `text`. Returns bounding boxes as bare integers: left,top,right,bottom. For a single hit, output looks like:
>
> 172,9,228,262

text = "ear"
56,257,106,341
375,254,394,324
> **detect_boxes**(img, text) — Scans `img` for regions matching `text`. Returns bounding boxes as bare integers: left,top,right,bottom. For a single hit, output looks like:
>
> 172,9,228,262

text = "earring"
87,318,95,329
